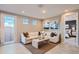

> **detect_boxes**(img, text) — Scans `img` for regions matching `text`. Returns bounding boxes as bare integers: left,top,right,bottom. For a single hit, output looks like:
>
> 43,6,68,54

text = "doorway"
64,20,76,46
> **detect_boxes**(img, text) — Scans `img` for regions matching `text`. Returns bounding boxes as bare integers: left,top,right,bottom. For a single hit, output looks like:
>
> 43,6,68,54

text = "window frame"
23,17,29,24
32,19,37,25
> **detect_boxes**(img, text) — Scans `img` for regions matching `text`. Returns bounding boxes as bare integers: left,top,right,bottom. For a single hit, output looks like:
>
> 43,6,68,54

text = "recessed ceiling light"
42,10,46,14
22,11,24,13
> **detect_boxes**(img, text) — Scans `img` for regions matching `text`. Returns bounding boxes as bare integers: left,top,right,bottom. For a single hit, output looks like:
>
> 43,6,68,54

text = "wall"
16,16,42,42
17,17,42,32
42,16,61,39
42,11,79,45
78,11,79,46
42,16,61,30
0,10,79,46
0,12,1,42
0,12,42,43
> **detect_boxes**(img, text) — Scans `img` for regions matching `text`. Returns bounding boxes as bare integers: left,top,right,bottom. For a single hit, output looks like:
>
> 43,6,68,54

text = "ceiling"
0,4,79,19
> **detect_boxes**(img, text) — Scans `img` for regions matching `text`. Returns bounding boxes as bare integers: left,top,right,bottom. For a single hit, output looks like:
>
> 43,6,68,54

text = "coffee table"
32,38,49,48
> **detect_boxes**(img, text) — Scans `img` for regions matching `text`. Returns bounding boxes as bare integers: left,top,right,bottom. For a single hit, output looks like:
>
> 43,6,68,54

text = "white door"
3,16,15,44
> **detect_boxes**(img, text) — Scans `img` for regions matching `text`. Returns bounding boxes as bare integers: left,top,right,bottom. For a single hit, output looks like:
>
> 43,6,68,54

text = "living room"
0,4,79,54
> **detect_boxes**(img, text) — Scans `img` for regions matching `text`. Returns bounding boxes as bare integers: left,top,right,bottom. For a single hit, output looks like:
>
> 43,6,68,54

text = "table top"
32,38,49,42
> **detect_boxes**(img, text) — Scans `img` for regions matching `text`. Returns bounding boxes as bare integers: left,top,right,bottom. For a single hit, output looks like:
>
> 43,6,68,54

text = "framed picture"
50,20,59,29
43,21,50,29
65,20,76,38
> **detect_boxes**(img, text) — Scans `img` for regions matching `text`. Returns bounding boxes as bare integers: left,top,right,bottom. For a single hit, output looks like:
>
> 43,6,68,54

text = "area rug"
24,42,58,54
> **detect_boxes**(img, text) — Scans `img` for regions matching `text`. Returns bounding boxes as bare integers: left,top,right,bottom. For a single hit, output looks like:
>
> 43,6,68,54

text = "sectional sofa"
20,31,60,44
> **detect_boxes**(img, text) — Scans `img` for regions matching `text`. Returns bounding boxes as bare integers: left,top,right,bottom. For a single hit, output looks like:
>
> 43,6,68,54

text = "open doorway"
65,20,76,46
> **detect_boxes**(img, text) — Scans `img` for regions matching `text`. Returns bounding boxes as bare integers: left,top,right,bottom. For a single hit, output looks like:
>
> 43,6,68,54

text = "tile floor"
0,43,31,54
0,43,79,54
45,43,79,54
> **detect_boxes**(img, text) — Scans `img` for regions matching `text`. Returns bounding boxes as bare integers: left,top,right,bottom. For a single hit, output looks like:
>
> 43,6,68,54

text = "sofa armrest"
49,36,59,43
21,34,27,44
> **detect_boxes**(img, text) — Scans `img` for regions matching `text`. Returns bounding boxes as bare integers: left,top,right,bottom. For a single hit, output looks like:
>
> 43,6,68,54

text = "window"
4,16,15,27
23,17,29,24
32,19,37,25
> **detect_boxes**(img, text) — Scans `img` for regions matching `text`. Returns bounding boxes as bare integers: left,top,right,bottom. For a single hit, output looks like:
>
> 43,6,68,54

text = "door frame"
1,13,17,45
63,12,78,47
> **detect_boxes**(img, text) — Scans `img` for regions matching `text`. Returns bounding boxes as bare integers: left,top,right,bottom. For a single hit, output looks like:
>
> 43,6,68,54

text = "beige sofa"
45,31,59,43
21,31,60,44
21,32,39,44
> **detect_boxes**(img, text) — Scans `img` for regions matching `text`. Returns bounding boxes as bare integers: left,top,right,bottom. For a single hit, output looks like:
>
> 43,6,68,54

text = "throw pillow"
50,32,57,37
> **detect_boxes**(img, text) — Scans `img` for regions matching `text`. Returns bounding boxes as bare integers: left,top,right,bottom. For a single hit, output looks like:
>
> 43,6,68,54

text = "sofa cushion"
29,32,38,36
